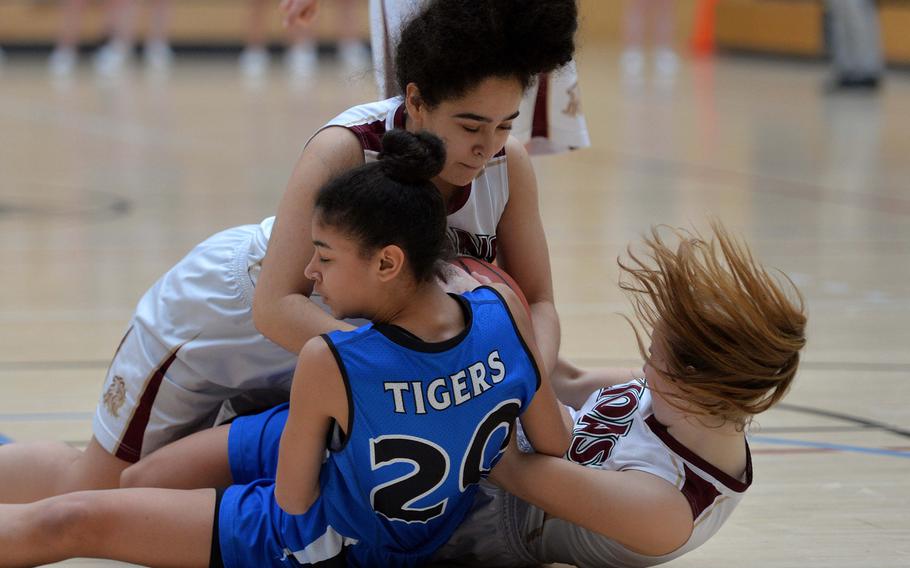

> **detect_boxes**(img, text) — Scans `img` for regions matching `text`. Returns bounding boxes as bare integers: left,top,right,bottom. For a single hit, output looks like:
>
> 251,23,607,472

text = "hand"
436,264,490,295
279,0,320,28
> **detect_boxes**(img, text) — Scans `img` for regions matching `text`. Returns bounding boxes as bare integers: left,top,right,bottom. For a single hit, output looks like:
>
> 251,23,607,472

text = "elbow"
251,290,279,338
274,484,319,516
532,432,571,459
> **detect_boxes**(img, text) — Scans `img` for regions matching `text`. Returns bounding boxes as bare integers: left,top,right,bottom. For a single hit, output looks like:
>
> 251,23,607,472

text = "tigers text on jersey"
217,287,541,567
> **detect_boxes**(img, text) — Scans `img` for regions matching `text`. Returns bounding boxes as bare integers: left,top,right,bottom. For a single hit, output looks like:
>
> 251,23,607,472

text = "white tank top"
529,379,752,567
250,97,509,269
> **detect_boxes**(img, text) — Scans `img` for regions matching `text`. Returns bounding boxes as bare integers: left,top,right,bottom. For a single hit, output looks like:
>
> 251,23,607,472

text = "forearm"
553,367,643,410
490,452,694,555
254,293,355,354
529,300,560,376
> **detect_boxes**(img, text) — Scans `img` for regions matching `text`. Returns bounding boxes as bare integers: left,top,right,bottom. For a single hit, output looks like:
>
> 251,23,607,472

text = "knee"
119,459,157,488
34,494,101,550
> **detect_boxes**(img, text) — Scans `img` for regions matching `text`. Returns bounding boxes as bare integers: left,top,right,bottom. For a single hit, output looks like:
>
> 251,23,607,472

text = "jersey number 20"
369,399,521,523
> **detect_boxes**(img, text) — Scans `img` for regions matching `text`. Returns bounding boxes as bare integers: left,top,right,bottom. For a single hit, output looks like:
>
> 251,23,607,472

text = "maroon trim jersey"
536,379,752,566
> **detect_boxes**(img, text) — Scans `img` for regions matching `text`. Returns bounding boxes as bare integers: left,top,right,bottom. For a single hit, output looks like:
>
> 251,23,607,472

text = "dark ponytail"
314,129,449,282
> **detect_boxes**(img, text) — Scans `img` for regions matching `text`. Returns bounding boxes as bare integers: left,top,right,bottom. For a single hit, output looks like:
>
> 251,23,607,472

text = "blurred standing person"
48,0,173,76
620,0,677,83
825,0,883,91
243,0,368,78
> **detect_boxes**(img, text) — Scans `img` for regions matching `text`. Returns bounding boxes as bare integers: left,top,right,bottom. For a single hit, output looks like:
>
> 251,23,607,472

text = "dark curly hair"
396,0,578,106
314,129,449,283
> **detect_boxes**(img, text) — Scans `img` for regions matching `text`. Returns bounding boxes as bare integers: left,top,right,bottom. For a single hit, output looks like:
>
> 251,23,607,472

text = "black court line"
774,403,910,439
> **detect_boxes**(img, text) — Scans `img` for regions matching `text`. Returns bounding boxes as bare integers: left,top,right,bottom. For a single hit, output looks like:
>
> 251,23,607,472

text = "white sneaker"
285,43,317,78
655,48,679,77
620,48,645,78
239,47,270,78
337,40,369,71
93,41,131,76
49,47,78,76
144,41,174,71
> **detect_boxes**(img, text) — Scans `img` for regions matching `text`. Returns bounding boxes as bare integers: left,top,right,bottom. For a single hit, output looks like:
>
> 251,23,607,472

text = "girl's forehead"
435,77,523,117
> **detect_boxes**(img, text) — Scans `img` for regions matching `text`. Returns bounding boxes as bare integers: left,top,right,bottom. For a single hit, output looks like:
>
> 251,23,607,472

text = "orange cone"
690,0,717,55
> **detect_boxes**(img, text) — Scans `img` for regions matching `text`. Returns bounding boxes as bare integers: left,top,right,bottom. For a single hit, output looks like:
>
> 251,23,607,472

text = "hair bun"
378,129,446,184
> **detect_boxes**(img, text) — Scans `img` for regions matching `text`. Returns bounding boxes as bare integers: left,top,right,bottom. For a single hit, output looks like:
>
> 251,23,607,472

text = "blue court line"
748,436,910,459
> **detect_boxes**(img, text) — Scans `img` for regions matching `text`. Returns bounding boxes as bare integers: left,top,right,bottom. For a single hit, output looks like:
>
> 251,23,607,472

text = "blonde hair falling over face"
619,221,807,428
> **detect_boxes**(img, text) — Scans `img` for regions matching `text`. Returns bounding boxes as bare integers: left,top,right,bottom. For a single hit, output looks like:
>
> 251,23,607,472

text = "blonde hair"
619,222,806,427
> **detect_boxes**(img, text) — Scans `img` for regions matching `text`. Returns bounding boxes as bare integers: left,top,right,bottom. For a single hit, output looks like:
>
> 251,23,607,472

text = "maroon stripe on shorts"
105,325,134,377
115,345,183,462
531,73,550,139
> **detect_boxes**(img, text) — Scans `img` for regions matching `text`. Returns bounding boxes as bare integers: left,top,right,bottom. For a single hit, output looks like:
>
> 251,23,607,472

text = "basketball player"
0,130,570,568
48,0,173,76
281,0,590,154
0,0,576,504
434,222,807,567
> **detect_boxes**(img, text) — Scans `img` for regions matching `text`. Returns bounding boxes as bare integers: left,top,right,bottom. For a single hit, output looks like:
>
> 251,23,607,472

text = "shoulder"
504,136,531,171
484,283,522,313
298,335,343,377
502,136,536,194
478,284,533,336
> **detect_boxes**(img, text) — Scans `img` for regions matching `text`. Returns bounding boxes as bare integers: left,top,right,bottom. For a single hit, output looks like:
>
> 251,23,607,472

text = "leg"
121,424,232,489
144,0,174,69
0,488,214,567
241,0,272,76
0,437,128,503
147,0,173,45
49,0,89,74
286,18,318,76
56,0,90,51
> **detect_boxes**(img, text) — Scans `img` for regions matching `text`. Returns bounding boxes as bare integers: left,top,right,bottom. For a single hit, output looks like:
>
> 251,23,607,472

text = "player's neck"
381,284,466,344
658,405,748,482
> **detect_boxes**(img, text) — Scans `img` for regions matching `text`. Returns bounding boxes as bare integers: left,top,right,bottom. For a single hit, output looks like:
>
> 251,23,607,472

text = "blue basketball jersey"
317,286,539,565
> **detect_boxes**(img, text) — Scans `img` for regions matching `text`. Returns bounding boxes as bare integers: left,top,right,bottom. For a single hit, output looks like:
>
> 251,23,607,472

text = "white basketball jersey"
529,379,752,567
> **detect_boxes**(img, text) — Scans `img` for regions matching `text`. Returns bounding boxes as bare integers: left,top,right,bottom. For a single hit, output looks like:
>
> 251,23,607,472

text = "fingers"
470,271,492,284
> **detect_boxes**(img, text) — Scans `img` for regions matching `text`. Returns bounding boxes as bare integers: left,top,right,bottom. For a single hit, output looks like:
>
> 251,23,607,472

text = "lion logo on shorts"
562,81,581,117
103,376,127,418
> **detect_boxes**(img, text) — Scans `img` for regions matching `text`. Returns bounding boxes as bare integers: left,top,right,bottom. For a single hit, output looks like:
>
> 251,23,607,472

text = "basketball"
450,256,530,314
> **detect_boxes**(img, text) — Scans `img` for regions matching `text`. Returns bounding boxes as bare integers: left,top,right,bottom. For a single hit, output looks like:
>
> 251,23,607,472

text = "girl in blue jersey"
0,130,570,568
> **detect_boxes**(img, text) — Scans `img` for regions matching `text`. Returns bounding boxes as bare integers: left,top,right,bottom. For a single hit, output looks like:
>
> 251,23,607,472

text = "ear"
376,245,406,283
404,83,426,127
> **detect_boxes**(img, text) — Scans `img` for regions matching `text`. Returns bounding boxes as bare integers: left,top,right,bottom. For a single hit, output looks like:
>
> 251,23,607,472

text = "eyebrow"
453,110,521,123
313,239,332,250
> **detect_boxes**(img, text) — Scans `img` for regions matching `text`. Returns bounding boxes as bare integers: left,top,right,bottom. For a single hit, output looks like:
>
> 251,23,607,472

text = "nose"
473,130,496,161
304,253,319,282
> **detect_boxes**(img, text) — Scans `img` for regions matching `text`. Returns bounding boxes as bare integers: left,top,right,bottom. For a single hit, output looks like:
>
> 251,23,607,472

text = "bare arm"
490,283,571,457
496,137,560,377
552,366,644,410
274,336,348,514
490,450,694,557
252,126,363,354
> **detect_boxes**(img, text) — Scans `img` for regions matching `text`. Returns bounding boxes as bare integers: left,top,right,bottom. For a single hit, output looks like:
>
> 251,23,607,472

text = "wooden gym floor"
0,42,907,566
